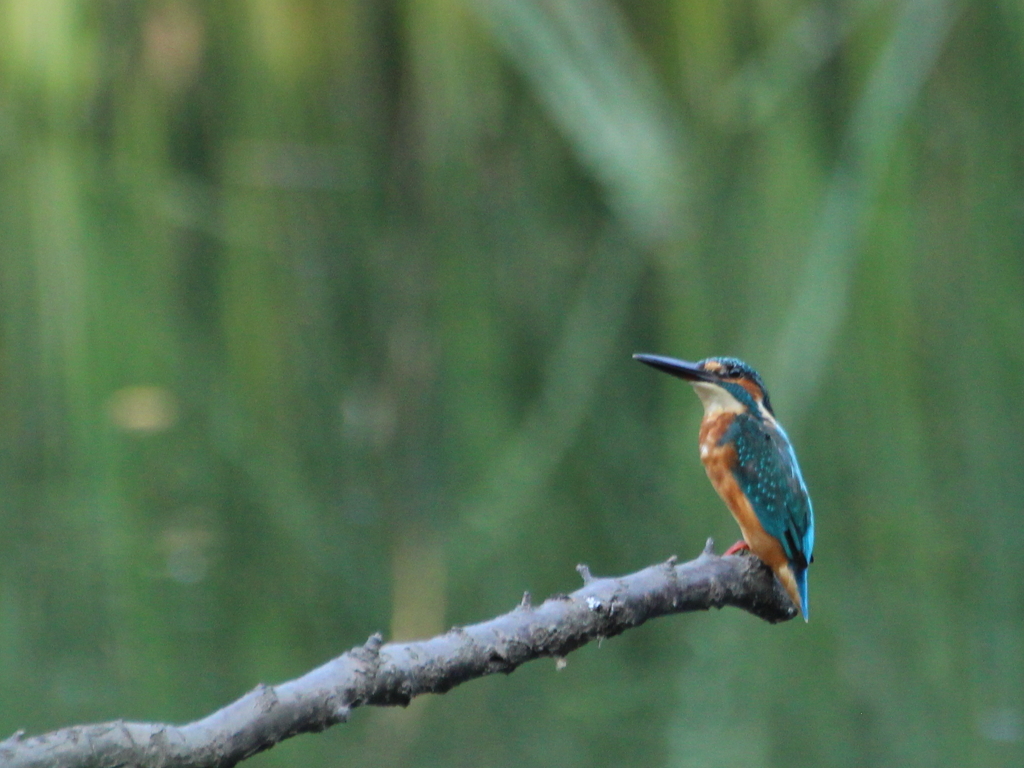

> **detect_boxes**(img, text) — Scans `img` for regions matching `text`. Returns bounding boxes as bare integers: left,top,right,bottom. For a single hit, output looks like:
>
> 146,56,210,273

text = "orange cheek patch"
735,378,763,402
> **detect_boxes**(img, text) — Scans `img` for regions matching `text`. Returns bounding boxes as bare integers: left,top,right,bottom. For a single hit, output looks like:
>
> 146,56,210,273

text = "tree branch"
1,542,796,768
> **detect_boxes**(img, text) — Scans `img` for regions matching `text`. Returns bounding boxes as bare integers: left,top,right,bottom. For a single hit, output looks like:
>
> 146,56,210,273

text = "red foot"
724,540,750,556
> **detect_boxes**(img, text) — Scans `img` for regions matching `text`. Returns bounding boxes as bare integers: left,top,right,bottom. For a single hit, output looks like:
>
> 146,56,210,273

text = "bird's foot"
724,540,750,556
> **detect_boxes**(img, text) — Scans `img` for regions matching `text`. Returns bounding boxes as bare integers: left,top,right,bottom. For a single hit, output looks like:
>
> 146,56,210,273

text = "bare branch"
1,545,796,768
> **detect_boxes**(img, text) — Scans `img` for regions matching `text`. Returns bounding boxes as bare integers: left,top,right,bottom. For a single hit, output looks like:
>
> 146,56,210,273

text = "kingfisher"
634,353,815,621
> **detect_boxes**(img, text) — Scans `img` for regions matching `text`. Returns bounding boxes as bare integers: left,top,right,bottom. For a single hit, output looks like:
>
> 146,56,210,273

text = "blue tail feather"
794,567,809,622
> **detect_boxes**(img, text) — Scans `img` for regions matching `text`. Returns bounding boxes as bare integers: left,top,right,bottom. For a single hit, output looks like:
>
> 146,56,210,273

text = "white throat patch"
690,381,745,416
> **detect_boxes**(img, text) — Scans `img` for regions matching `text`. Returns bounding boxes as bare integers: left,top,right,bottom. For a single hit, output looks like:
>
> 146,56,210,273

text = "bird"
633,352,815,621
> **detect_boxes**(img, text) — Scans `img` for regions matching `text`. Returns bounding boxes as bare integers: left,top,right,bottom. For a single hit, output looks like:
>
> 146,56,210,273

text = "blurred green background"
1,0,1022,766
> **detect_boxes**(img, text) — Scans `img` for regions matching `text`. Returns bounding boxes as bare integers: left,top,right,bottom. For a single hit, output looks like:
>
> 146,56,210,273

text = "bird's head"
633,353,775,420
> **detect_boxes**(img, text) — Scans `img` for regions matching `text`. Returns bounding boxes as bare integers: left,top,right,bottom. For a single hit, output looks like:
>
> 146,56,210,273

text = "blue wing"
722,413,815,571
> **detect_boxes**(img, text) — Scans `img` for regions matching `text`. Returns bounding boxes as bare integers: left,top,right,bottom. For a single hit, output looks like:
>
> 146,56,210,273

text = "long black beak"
633,353,716,383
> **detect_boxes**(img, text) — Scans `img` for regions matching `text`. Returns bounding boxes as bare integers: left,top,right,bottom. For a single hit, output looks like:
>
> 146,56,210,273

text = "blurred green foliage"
1,0,1022,766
